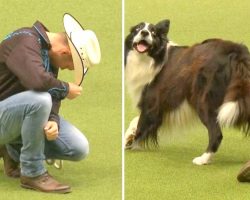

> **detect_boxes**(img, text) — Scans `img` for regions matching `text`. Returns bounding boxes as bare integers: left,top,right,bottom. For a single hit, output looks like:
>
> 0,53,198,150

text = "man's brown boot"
237,161,250,182
0,145,20,178
20,172,71,194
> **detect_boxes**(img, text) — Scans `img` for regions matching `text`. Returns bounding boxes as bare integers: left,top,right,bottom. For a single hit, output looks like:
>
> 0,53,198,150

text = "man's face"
59,54,74,70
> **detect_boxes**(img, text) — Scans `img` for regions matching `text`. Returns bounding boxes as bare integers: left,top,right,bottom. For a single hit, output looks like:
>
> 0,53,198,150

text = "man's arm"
5,35,69,100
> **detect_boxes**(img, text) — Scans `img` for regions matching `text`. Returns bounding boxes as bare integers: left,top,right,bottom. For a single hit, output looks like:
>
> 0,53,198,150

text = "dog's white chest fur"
125,50,161,106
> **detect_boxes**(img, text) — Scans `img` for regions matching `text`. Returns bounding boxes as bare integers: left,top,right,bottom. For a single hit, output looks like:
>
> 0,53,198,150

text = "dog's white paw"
124,116,139,149
192,156,209,165
192,152,214,165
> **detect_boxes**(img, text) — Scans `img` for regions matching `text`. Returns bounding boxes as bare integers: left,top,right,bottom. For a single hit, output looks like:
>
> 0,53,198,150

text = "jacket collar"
33,21,51,49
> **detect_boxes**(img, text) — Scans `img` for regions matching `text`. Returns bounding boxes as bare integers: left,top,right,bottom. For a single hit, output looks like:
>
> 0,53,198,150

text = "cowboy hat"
63,13,101,85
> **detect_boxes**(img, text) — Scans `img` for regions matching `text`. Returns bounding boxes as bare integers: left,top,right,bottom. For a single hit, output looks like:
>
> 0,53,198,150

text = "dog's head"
125,19,170,56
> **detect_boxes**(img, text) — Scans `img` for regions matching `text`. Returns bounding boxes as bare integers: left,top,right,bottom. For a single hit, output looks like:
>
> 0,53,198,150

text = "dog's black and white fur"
125,20,250,165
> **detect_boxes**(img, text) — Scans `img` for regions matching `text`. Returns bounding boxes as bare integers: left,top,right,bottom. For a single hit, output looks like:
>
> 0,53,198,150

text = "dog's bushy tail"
217,45,250,134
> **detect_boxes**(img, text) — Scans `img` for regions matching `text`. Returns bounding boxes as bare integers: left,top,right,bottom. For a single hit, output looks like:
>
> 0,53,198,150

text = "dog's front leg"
124,116,141,149
133,107,163,148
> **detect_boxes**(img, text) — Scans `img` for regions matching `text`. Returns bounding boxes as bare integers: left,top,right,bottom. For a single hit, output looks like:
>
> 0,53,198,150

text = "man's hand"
67,82,82,99
44,121,59,141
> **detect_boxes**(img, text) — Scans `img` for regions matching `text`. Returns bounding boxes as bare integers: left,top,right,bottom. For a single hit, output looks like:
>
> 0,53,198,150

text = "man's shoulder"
2,27,41,49
6,27,39,41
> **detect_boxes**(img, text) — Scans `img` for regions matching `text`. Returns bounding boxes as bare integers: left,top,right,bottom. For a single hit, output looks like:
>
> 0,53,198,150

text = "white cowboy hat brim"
63,13,101,85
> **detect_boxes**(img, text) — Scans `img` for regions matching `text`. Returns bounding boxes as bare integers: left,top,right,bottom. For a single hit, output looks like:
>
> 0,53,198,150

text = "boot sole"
21,183,71,194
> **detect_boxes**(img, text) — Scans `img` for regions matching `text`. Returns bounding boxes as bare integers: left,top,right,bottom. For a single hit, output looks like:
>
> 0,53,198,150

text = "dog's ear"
155,19,170,35
130,25,137,33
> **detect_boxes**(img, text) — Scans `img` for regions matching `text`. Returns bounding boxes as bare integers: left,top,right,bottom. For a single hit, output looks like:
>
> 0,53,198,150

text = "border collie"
125,19,250,165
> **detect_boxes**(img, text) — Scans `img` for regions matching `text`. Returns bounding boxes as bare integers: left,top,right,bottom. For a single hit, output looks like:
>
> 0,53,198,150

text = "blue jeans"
0,91,89,177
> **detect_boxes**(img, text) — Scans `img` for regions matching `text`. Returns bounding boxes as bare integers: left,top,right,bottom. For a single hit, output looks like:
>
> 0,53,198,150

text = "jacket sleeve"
48,66,61,125
5,35,69,100
49,98,61,126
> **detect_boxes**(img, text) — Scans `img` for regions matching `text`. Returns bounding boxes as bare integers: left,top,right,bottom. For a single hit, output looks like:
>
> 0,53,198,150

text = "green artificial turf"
0,0,121,199
125,0,250,199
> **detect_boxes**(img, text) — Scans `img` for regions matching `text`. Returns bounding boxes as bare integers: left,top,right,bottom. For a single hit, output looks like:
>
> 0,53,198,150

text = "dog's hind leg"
193,111,223,165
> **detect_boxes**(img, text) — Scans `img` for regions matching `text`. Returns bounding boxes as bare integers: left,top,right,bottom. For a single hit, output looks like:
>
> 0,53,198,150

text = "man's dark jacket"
0,21,69,125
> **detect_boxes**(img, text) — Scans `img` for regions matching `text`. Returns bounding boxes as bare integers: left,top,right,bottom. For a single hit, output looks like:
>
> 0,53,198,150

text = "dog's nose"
140,30,149,37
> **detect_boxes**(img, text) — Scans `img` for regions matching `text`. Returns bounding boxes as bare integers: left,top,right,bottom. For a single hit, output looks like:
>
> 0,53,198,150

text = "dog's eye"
151,31,156,36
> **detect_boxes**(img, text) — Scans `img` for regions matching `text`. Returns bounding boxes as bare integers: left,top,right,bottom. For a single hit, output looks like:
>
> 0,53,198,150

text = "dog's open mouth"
134,40,150,53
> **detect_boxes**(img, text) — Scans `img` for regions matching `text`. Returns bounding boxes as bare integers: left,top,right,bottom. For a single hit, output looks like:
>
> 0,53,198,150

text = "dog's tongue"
137,43,148,52
136,41,149,53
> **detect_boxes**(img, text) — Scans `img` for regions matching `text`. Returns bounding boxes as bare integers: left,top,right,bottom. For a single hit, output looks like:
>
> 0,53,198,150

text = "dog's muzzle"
133,30,153,53
133,40,150,53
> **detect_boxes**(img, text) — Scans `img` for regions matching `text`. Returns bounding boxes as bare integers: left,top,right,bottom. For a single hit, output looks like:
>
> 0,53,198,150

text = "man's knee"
70,138,89,161
27,91,52,114
30,92,52,108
